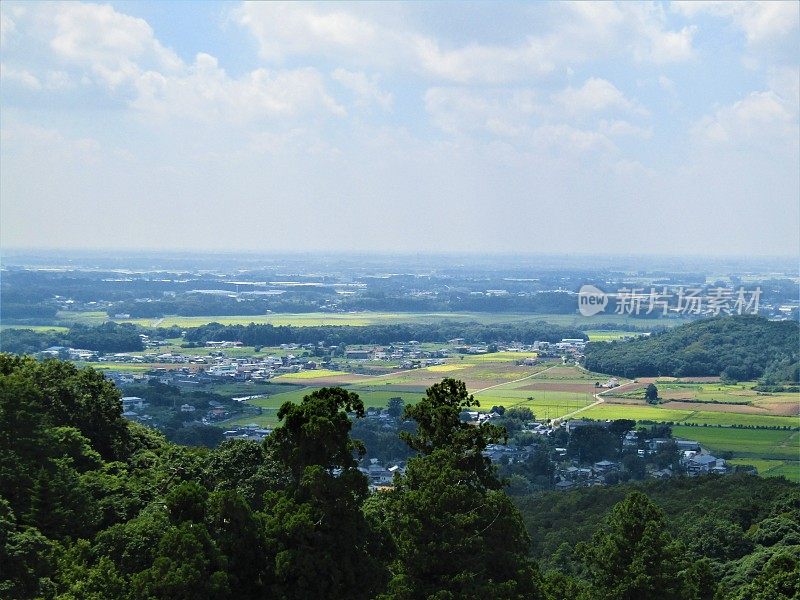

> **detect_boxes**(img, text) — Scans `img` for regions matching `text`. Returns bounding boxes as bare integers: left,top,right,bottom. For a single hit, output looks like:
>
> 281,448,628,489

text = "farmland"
670,427,800,482
44,309,688,330
577,402,798,428
223,361,603,427
602,378,799,416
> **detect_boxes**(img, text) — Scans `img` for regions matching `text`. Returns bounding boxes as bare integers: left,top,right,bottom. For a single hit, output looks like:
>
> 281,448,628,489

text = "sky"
1,1,798,256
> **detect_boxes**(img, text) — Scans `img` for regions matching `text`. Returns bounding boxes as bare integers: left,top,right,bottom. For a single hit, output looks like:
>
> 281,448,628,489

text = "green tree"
130,523,230,600
206,490,267,599
401,378,506,489
387,397,405,419
261,387,388,600
729,551,799,600
375,378,542,599
645,383,659,404
577,492,686,600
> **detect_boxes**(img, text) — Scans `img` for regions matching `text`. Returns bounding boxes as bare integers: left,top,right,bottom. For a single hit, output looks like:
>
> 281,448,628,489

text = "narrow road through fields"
471,364,559,395
552,379,642,422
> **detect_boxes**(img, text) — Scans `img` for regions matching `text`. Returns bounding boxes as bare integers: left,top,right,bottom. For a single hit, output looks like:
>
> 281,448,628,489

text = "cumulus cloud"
2,2,345,123
331,69,392,109
552,78,647,116
49,2,182,87
673,1,799,48
1,64,42,89
692,88,798,148
234,1,696,84
424,87,541,136
131,54,345,122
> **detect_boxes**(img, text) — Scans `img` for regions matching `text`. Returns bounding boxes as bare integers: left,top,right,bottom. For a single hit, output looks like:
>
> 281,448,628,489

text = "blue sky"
1,1,798,255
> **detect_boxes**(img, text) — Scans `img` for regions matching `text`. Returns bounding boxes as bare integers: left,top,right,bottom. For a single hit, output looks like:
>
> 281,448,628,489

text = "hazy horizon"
2,1,798,255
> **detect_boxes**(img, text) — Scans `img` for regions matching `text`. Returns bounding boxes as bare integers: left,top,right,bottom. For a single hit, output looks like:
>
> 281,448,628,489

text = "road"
471,364,558,395
553,379,642,423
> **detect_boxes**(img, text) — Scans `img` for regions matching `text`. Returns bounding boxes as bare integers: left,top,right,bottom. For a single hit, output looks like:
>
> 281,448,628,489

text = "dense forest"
584,316,799,381
1,356,797,599
182,320,587,347
0,323,145,355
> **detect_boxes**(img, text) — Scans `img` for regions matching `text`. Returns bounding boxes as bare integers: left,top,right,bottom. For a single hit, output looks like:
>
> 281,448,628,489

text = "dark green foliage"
184,320,587,346
376,449,543,599
387,396,405,418
205,439,288,511
401,378,507,489
1,322,144,354
567,426,619,463
577,492,687,599
645,383,658,403
129,523,230,600
584,315,799,379
372,378,543,599
261,387,389,600
727,550,800,600
1,356,797,600
171,424,223,448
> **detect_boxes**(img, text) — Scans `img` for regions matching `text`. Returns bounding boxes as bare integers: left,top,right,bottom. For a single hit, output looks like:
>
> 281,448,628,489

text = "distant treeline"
108,292,586,317
0,320,586,354
0,323,144,354
584,315,799,381
183,321,587,347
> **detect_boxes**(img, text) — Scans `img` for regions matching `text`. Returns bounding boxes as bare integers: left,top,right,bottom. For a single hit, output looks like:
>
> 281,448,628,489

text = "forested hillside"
584,315,799,381
1,356,797,599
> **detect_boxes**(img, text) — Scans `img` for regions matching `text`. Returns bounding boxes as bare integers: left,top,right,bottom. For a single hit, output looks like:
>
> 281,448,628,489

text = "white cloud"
412,37,555,84
624,2,696,64
530,123,616,154
49,2,182,87
1,12,17,46
691,81,798,149
424,87,541,136
673,1,799,48
234,3,380,62
331,69,392,109
235,2,696,84
1,64,42,89
658,75,676,94
131,54,345,122
0,64,75,91
598,119,653,139
3,2,345,123
552,78,646,116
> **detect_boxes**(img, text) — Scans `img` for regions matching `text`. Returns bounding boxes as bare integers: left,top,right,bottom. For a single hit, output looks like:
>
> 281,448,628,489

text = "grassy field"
656,382,798,405
272,369,352,380
578,402,799,428
726,458,799,482
0,325,71,333
32,310,689,329
607,380,799,418
55,311,109,325
584,330,647,341
671,426,799,459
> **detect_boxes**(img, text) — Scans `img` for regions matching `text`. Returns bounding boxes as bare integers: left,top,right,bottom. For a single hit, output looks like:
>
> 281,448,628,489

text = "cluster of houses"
119,393,237,427
40,346,97,361
358,458,406,490
555,460,623,490
471,419,731,491
222,424,272,442
120,396,153,423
